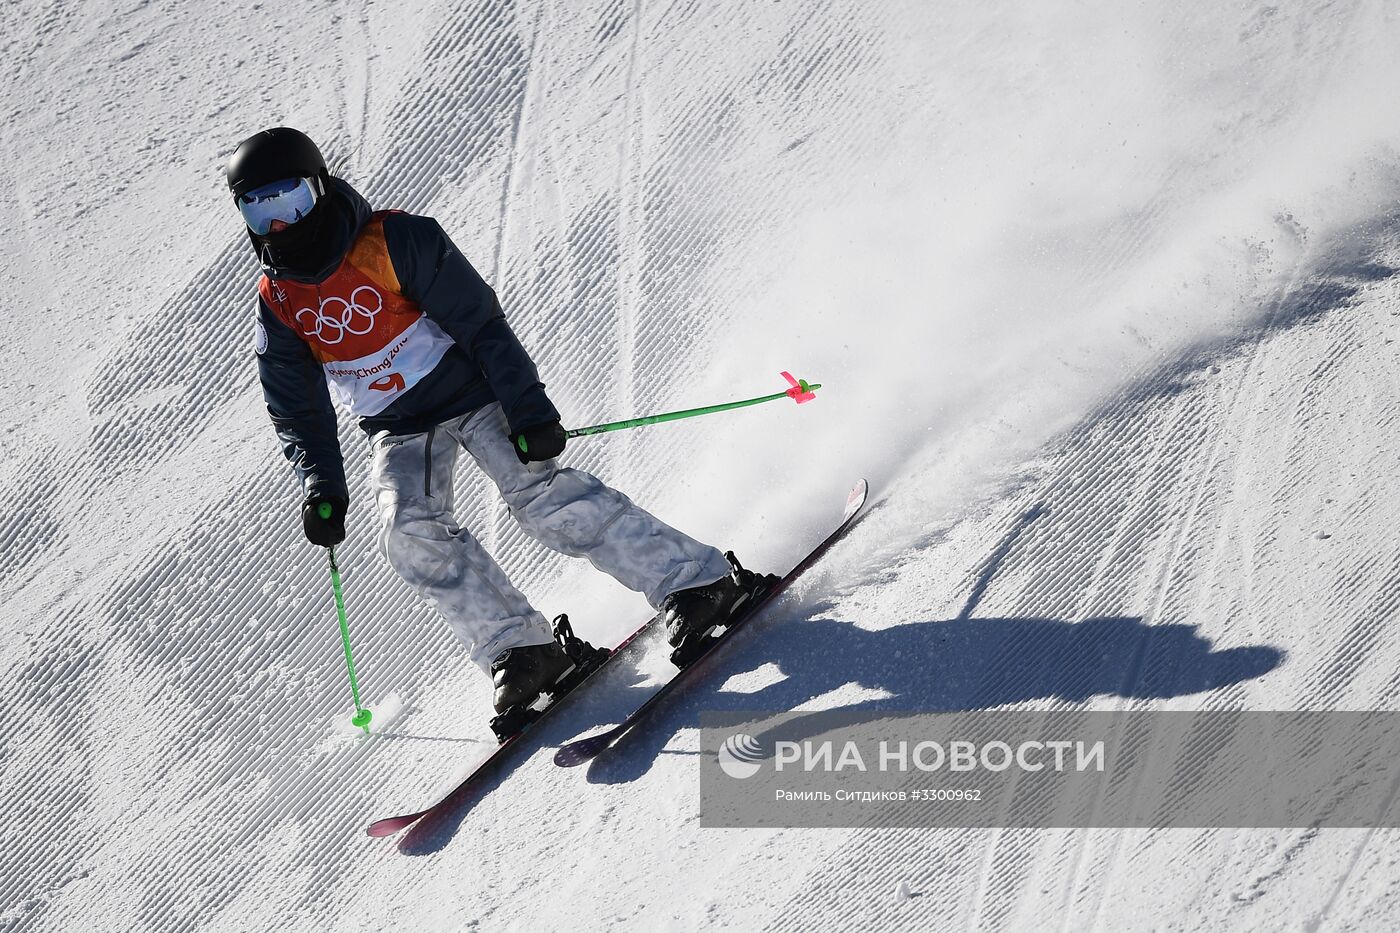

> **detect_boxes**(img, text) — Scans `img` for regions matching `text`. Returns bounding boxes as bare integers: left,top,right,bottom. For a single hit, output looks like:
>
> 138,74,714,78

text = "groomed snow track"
3,1,1400,930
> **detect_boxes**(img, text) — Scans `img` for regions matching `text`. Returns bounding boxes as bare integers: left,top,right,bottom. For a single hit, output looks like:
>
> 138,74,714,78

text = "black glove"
302,495,347,547
511,420,567,464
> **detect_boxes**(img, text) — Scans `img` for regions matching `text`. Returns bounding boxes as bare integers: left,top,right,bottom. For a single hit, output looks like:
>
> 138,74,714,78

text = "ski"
364,478,868,838
365,610,660,838
554,478,869,767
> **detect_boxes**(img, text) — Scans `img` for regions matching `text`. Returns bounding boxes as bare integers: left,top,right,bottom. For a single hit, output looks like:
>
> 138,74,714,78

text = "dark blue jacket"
253,179,559,502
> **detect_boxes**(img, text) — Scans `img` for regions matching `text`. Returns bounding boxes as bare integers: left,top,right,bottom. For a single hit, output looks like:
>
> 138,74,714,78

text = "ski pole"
565,371,820,438
321,502,372,733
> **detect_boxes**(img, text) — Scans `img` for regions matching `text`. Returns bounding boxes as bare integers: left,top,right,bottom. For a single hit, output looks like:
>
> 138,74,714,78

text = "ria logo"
717,733,765,779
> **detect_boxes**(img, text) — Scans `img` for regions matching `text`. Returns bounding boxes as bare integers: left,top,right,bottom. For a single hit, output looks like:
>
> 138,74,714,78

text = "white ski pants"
370,402,731,672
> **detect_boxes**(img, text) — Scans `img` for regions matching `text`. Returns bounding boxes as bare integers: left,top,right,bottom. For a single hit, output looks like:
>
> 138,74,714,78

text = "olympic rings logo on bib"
295,285,383,345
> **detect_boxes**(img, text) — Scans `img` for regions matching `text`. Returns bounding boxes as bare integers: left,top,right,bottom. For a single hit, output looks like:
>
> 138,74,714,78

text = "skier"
228,127,759,718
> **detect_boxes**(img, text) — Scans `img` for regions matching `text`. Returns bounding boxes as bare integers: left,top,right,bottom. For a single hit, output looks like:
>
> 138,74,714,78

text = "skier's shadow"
580,502,1284,784
580,611,1285,785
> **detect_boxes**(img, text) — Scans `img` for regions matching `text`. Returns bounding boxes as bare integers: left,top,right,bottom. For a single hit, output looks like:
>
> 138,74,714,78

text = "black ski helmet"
225,127,329,200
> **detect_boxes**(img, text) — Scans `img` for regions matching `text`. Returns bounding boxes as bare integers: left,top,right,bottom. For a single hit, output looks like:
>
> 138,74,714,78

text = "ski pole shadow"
581,611,1286,785
375,733,491,745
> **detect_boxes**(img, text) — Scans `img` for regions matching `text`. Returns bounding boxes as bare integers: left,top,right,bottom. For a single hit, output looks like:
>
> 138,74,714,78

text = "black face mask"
251,187,347,277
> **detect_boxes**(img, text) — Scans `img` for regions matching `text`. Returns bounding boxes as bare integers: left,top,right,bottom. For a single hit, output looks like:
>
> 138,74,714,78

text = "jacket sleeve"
382,213,560,433
254,297,348,502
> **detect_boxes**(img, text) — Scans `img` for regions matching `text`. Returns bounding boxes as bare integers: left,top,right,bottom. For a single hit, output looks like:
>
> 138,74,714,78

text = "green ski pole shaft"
321,504,372,732
565,383,821,438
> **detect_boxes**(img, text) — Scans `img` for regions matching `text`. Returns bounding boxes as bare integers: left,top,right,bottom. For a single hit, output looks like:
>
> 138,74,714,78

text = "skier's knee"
381,517,460,585
509,470,628,554
379,500,454,559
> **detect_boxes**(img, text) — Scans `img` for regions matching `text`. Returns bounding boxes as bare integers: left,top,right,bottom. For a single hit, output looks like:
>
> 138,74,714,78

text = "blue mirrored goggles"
237,176,321,235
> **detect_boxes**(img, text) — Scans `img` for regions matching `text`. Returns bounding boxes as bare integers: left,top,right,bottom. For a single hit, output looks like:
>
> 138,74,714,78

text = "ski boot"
488,614,610,742
661,552,777,669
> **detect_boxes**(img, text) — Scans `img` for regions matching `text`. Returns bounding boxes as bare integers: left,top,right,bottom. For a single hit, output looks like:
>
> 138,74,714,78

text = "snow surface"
4,0,1400,930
